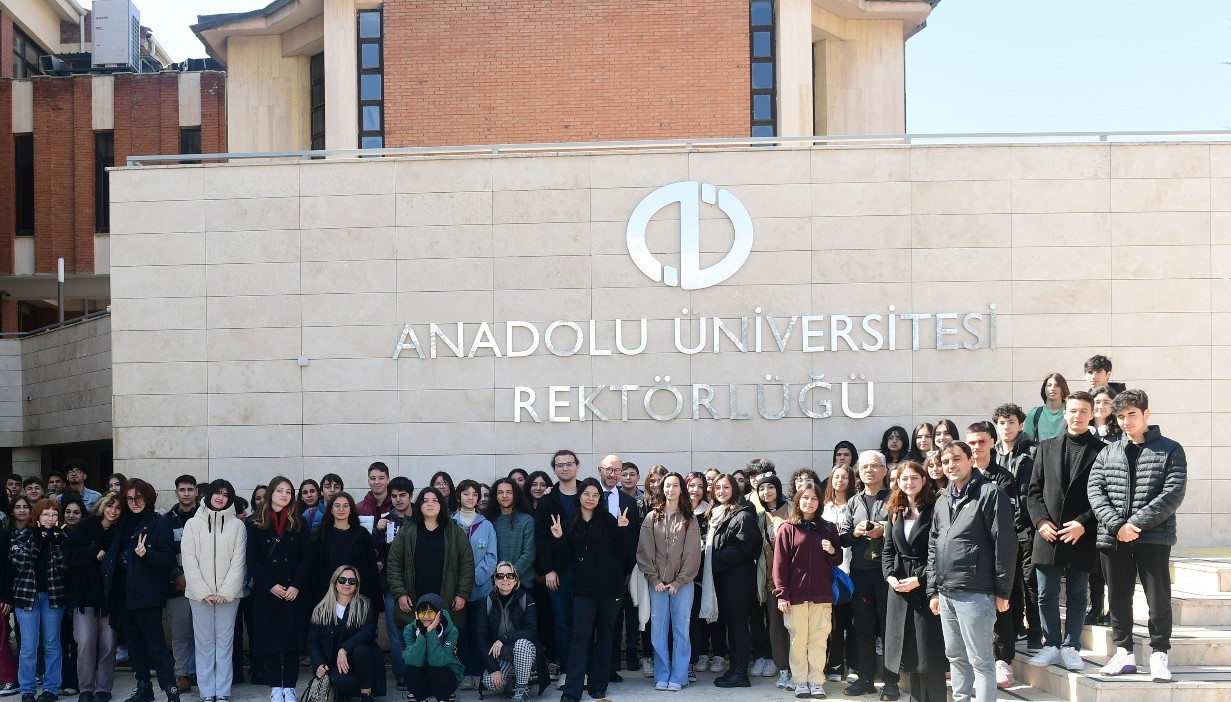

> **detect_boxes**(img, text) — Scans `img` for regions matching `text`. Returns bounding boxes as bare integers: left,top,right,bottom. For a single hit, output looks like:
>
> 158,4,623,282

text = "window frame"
94,132,114,234
749,0,777,138
356,10,384,150
14,136,34,236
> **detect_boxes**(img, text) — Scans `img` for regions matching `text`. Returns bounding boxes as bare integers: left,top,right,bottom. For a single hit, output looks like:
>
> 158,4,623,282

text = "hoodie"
453,510,497,601
403,593,464,682
182,481,248,602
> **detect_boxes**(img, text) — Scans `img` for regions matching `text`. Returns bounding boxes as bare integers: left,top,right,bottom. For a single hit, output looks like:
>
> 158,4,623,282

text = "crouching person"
476,562,539,701
404,594,463,702
307,566,380,702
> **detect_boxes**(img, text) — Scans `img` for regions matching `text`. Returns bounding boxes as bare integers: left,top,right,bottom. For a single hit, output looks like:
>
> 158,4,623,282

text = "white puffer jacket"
182,504,248,602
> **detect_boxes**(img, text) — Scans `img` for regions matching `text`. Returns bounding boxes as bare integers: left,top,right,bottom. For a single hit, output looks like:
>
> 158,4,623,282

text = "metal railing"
125,130,1231,166
0,308,111,340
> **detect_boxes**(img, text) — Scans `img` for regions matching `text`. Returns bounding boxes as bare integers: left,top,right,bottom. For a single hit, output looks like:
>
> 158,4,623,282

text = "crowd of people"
0,354,1188,702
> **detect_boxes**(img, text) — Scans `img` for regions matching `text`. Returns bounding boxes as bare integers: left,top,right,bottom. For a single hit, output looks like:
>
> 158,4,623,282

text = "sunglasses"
335,576,358,586
494,573,517,581
416,609,438,619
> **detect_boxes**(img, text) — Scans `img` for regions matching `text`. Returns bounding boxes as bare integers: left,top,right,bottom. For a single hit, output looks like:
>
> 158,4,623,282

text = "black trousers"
1102,542,1172,652
121,607,174,692
1088,557,1107,617
329,644,378,701
263,654,299,689
689,584,727,658
715,582,752,673
563,595,619,700
750,596,770,661
825,602,857,676
905,672,947,702
850,568,898,685
611,584,638,671
994,537,1038,661
405,666,458,702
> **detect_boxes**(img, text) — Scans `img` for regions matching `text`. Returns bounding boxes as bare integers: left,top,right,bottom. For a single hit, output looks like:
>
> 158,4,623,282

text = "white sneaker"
1149,651,1171,682
875,638,883,656
666,683,682,692
283,688,297,702
270,689,284,702
556,674,567,690
1060,647,1085,671
995,660,1013,688
654,682,668,691
750,659,766,677
708,656,725,673
695,655,709,671
825,673,841,683
1028,646,1061,667
1100,647,1137,676
809,682,827,699
761,659,778,677
642,657,654,678
776,671,792,689
793,682,810,699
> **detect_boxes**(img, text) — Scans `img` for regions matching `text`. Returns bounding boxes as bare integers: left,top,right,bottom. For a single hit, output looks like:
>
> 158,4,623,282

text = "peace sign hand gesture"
617,508,630,528
135,533,148,558
549,514,563,539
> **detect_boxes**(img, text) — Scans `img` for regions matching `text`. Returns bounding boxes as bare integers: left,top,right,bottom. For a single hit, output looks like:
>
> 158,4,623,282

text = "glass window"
95,132,114,233
753,31,772,58
361,43,380,69
12,27,42,78
358,11,382,38
361,136,384,149
310,53,326,151
14,136,34,235
751,1,773,26
752,62,774,90
753,94,772,121
362,105,382,132
749,1,777,138
360,74,382,101
751,125,775,138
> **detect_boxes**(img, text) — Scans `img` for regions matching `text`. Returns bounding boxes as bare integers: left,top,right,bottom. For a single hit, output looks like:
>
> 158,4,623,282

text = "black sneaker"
21,694,34,702
609,673,623,684
879,684,900,701
37,692,57,702
78,693,94,702
843,680,876,697
626,652,639,672
165,687,179,702
0,683,20,697
94,694,111,702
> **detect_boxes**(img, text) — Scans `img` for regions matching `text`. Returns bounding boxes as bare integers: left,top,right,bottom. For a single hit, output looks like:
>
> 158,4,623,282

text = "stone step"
1012,648,1231,702
1170,556,1231,594
1131,586,1231,626
1080,622,1231,666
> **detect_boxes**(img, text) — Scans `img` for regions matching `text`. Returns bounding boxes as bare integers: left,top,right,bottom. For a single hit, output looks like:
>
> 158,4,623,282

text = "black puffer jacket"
63,516,116,610
709,501,762,581
1088,426,1186,549
475,588,538,673
926,474,1016,600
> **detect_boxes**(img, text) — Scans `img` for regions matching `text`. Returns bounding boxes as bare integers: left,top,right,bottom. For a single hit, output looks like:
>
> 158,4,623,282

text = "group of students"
0,355,1188,702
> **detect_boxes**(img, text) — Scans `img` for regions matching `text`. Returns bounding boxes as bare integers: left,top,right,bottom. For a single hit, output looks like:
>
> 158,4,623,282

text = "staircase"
1009,550,1231,702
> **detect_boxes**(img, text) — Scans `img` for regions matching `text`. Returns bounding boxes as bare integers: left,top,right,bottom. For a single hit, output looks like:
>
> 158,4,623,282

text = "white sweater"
182,505,248,602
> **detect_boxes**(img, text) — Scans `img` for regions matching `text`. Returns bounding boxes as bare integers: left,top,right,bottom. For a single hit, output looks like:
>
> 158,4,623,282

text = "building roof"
192,0,323,64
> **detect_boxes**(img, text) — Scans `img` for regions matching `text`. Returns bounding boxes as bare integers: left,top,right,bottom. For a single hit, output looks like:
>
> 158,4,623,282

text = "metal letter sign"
626,181,754,290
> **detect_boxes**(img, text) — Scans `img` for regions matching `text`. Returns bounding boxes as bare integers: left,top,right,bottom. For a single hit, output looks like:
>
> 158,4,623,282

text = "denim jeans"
16,593,64,695
938,591,997,702
1035,565,1089,649
383,591,406,683
547,569,575,661
649,585,693,686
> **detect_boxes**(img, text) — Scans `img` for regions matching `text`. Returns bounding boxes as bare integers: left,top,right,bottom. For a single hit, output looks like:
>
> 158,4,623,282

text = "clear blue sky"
147,0,1231,134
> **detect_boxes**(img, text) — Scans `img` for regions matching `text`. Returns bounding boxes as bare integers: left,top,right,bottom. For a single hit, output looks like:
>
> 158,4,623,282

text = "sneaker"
610,672,624,683
794,682,810,699
777,671,792,689
878,684,899,701
1100,647,1137,676
995,660,1013,689
510,687,529,702
846,672,859,683
695,655,709,671
688,666,697,683
875,638,883,656
556,674,567,690
654,682,668,692
761,660,778,677
826,674,841,683
708,656,725,673
1029,647,1061,667
200,698,214,702
37,693,57,702
1149,651,1171,682
270,690,284,702
548,662,560,681
666,683,682,692
0,683,20,697
1060,647,1084,671
1026,637,1044,653
810,683,827,699
62,690,80,697
459,677,476,691
641,658,654,678
843,680,875,696
750,659,766,677
282,689,296,702
115,648,129,664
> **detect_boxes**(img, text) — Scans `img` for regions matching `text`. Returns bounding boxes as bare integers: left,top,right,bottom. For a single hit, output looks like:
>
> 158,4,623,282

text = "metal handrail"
0,308,112,340
125,130,1231,166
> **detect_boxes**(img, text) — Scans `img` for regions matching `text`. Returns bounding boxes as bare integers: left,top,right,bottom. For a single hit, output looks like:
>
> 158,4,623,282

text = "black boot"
165,687,179,702
715,665,750,688
122,683,153,702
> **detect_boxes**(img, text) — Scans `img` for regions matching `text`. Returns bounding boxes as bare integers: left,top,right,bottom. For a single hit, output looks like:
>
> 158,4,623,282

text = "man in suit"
1026,391,1105,672
597,454,639,683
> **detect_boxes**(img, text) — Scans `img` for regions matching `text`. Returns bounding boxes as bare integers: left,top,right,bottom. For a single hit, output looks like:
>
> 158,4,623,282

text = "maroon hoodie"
771,517,843,605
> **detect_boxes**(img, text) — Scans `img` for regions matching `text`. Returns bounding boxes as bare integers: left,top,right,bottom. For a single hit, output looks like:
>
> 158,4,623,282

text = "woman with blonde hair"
307,565,379,702
63,492,122,702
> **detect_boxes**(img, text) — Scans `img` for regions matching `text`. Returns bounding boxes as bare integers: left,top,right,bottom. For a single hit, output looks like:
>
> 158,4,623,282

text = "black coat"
709,501,762,597
102,510,175,610
475,588,538,673
550,511,630,598
0,530,13,605
63,516,115,610
1027,431,1104,570
306,600,385,698
247,519,313,655
1088,426,1187,549
882,506,946,675
314,524,380,605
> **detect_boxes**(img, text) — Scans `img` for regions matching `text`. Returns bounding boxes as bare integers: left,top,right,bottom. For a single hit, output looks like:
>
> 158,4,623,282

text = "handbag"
301,673,335,702
831,567,854,606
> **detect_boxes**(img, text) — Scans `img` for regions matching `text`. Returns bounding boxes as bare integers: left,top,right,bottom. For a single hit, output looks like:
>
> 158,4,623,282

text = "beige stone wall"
109,142,1229,543
0,340,22,446
20,316,112,447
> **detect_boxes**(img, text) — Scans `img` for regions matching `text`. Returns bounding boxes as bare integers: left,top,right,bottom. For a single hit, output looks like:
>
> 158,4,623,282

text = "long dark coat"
882,505,946,675
1026,431,1104,570
247,519,313,655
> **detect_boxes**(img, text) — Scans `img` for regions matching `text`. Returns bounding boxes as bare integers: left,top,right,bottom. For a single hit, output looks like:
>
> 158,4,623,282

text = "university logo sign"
625,181,753,290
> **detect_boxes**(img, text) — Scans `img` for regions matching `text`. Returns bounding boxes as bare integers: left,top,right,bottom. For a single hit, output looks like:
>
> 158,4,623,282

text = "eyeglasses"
601,467,620,475
494,573,517,581
126,495,144,504
336,577,358,586
553,460,577,468
416,609,438,619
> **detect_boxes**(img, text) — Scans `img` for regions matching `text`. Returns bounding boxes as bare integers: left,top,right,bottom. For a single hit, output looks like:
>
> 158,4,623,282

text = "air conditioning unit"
92,0,141,71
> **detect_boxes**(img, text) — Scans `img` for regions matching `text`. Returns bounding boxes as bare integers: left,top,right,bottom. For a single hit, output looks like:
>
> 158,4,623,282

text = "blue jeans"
649,584,693,686
1035,565,1089,649
547,570,575,661
16,593,64,695
938,591,997,702
383,592,406,683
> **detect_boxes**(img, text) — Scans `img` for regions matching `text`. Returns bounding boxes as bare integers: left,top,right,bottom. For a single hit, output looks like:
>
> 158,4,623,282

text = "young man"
321,473,344,503
597,454,638,683
5,475,20,501
619,462,642,500
22,476,44,502
535,449,582,688
839,450,900,701
46,470,66,496
165,475,200,692
357,461,393,517
1088,389,1186,682
1026,391,1104,671
376,476,415,689
928,442,1016,702
61,460,101,509
1083,354,1126,394
989,409,1044,655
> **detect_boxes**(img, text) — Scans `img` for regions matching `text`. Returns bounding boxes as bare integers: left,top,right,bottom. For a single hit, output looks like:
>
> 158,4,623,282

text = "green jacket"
402,610,463,683
386,521,475,630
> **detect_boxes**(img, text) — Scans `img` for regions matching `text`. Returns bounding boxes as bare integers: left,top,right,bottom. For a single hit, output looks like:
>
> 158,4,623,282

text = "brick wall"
382,0,750,147
201,72,227,153
32,77,77,274
0,14,13,80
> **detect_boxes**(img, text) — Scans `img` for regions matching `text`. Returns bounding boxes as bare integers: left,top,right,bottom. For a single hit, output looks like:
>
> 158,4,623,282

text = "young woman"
313,493,379,605
1091,385,1122,440
453,481,498,692
704,474,762,688
524,472,553,511
632,464,668,677
102,480,178,702
1025,373,1070,441
754,473,790,688
923,454,947,492
478,485,491,515
881,462,945,702
59,499,86,697
506,469,529,490
549,478,630,702
0,494,21,697
788,469,822,499
182,480,246,702
12,499,68,702
636,473,701,691
63,492,120,702
773,482,842,699
105,476,126,497
686,472,723,678
731,470,750,497
822,467,859,683
430,472,458,514
246,477,312,702
299,480,325,533
249,486,268,517
403,594,463,702
475,562,540,702
911,423,935,459
307,566,379,702
485,479,535,584
931,420,959,451
879,426,912,465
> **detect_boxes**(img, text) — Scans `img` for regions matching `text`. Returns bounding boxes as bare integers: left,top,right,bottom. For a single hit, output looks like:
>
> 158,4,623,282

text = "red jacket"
357,491,393,517
771,518,843,605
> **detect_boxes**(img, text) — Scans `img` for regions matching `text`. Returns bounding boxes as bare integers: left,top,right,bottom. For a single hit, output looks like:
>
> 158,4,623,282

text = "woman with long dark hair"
879,426,912,465
299,480,325,533
524,473,553,511
911,423,935,460
0,495,26,696
58,498,85,697
1025,373,1070,441
12,499,68,702
307,565,379,702
63,492,120,702
314,493,378,604
753,473,789,687
932,420,959,452
822,466,859,683
430,473,458,514
506,469,529,490
102,480,178,702
703,474,762,688
453,481,497,692
686,473,723,678
485,480,535,584
881,462,945,702
104,476,126,497
246,476,312,702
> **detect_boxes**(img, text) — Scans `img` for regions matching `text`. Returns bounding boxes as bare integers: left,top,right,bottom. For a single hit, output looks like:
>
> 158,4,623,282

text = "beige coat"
182,505,248,602
635,507,702,590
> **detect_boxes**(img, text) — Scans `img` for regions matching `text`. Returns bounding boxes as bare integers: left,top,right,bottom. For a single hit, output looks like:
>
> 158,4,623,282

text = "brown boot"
174,678,192,694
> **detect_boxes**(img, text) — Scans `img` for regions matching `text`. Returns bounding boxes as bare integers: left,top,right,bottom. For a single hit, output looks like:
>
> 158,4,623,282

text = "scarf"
699,503,726,622
456,508,478,528
271,507,287,536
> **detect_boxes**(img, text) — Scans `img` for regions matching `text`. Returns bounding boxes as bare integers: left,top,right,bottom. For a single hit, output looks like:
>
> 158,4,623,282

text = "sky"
135,0,1231,134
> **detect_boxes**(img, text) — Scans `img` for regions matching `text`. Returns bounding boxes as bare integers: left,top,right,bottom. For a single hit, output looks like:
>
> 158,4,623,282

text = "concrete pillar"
324,0,359,151
776,0,815,137
12,447,41,479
